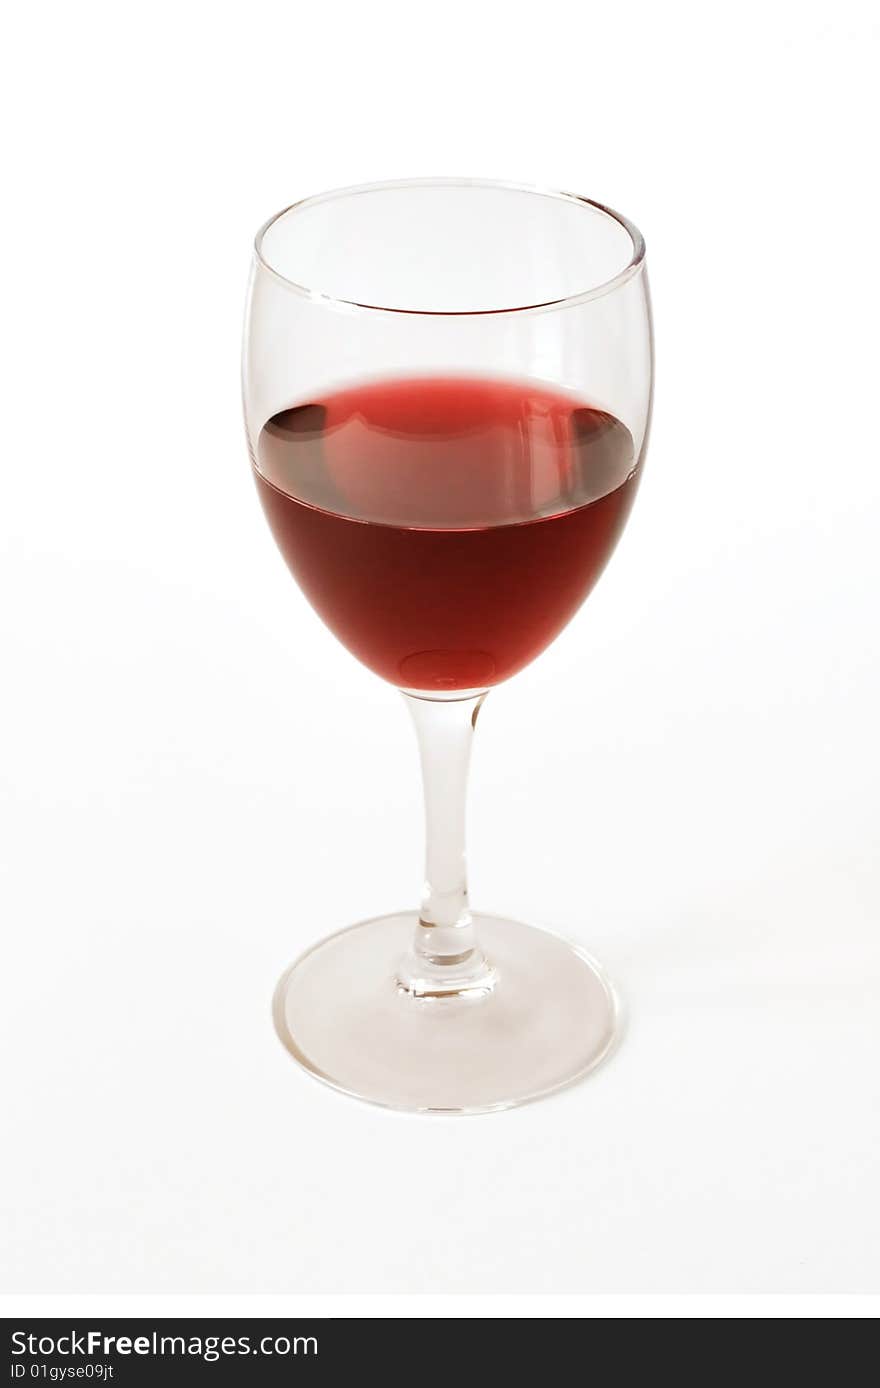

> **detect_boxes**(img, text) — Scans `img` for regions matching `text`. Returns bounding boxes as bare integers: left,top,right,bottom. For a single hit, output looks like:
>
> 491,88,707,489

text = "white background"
2,0,878,1303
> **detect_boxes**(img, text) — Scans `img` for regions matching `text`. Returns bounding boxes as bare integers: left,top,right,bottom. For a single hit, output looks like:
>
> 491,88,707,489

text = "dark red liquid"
254,377,639,690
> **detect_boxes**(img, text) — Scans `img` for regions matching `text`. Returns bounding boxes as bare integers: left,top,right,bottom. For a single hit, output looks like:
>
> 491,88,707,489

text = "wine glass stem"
398,691,495,997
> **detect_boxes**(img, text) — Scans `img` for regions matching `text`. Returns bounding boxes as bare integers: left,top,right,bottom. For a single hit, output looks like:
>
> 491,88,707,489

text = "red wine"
254,377,639,690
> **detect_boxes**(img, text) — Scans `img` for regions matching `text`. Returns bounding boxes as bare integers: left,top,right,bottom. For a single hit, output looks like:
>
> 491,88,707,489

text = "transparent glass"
243,179,653,1113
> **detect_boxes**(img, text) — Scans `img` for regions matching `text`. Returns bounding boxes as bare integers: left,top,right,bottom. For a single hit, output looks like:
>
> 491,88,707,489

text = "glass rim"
253,177,647,317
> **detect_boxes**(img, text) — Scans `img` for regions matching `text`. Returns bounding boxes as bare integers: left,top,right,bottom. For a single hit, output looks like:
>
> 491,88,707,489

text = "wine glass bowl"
243,180,653,1112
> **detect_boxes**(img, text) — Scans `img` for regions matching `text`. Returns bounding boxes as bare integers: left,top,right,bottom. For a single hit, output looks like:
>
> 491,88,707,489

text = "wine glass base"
272,913,619,1114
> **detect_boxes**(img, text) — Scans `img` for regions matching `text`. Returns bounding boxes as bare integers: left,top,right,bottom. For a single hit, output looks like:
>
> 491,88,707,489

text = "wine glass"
243,179,653,1113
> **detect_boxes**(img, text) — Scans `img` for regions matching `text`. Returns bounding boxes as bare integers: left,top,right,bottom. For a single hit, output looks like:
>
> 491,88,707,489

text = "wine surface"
254,376,639,690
